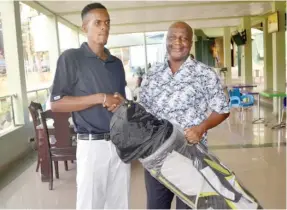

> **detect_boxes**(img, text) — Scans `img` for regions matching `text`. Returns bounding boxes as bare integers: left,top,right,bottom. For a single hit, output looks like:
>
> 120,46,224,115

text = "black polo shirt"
50,42,126,134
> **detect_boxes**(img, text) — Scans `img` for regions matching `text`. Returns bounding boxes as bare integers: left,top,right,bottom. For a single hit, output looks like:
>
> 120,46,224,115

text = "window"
145,31,167,66
251,28,264,91
107,33,146,88
0,13,14,133
79,33,87,45
20,3,51,107
58,22,79,53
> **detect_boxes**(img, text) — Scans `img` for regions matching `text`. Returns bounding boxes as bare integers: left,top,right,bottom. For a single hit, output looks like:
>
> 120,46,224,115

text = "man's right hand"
103,94,124,112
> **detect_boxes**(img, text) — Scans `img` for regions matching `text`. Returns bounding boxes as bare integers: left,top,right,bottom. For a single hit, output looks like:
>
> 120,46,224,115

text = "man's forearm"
200,112,230,132
50,94,104,112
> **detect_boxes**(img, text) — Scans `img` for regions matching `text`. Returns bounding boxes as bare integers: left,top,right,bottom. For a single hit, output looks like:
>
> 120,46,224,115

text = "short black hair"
81,3,107,20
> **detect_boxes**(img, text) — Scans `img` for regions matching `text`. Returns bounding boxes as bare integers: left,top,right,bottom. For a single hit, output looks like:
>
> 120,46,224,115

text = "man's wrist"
199,122,208,133
91,93,105,105
102,93,107,106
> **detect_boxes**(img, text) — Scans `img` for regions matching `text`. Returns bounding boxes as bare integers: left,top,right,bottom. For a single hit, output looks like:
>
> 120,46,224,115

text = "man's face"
82,9,110,45
166,26,192,62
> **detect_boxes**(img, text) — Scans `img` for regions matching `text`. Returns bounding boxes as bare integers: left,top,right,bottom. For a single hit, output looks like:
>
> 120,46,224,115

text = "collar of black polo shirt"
80,42,115,63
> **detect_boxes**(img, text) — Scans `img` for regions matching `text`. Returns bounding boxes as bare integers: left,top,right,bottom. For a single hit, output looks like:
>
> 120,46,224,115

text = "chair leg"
227,118,232,132
280,108,285,124
49,160,53,190
64,161,68,171
54,161,59,179
36,159,40,172
49,176,53,190
240,107,244,123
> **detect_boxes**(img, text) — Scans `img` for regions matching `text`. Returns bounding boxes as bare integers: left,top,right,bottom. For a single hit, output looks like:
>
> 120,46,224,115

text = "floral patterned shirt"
139,57,230,145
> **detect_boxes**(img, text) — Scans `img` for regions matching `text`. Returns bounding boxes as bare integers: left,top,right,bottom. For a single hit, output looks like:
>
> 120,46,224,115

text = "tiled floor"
0,105,286,209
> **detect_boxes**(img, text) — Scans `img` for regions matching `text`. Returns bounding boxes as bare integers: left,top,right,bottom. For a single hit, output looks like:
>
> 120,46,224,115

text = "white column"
0,1,29,124
223,27,232,84
190,34,196,58
143,32,148,72
271,2,286,114
241,17,253,84
47,15,60,77
263,17,273,90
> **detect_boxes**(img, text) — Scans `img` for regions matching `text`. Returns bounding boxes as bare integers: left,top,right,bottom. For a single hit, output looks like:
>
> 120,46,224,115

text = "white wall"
0,123,34,172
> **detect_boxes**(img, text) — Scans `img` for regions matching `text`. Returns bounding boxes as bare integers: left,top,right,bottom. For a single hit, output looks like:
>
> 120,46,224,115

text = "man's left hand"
107,92,125,113
184,125,206,144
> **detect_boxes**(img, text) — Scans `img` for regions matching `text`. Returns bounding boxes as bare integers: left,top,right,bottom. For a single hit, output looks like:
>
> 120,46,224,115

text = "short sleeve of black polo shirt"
50,49,78,102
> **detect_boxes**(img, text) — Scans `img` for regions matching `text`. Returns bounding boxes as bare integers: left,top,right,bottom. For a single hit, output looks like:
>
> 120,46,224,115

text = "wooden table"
224,84,257,89
36,115,75,182
260,90,286,129
241,90,265,124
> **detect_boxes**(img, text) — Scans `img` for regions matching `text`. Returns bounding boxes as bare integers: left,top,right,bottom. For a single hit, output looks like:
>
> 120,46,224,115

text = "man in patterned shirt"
139,21,230,209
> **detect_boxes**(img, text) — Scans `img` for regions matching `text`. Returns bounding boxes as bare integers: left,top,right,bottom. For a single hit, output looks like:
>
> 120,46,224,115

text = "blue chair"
229,96,241,108
240,94,255,107
279,97,286,126
228,89,255,123
228,88,241,98
228,88,254,108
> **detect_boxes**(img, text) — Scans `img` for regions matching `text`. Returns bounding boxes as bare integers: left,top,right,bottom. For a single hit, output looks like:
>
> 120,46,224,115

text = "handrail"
0,94,18,128
27,87,51,93
27,87,50,105
0,88,51,130
0,94,17,100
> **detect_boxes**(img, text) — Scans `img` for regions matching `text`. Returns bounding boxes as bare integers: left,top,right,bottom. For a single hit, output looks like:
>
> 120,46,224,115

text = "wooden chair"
28,101,44,172
38,109,76,190
28,101,70,176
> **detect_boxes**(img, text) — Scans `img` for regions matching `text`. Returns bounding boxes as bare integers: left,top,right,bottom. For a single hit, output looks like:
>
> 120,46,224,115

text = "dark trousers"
144,170,191,209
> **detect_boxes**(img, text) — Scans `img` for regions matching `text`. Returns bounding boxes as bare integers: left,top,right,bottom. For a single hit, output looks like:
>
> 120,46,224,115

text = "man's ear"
82,23,87,34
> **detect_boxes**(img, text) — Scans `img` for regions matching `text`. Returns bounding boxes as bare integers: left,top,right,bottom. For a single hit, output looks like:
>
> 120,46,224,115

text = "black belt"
77,133,110,141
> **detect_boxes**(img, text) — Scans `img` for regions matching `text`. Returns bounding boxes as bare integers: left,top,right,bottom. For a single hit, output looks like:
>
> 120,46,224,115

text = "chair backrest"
38,109,52,151
39,110,73,148
240,94,255,106
229,88,241,98
28,101,43,139
229,96,241,108
51,111,73,148
39,109,76,162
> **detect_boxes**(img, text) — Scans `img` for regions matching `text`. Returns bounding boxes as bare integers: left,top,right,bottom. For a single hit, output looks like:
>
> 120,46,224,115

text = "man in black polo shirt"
50,3,130,209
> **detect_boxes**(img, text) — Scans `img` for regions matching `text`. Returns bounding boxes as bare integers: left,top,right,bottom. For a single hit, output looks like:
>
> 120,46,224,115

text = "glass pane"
58,22,79,53
251,28,264,91
0,96,14,134
145,31,167,66
0,13,7,95
79,33,87,45
0,13,14,133
20,3,51,118
20,3,52,92
107,33,145,48
107,33,146,88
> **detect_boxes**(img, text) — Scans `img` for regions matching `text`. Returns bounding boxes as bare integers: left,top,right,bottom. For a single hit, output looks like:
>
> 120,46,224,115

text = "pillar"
143,32,148,72
263,17,273,90
271,2,286,114
224,27,232,84
241,17,253,84
190,35,196,58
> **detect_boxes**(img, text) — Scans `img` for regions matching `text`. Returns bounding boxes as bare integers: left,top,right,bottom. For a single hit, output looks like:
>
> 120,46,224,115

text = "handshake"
102,92,125,113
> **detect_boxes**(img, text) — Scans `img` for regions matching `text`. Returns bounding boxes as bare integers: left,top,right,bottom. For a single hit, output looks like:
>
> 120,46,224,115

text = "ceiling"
37,1,274,36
